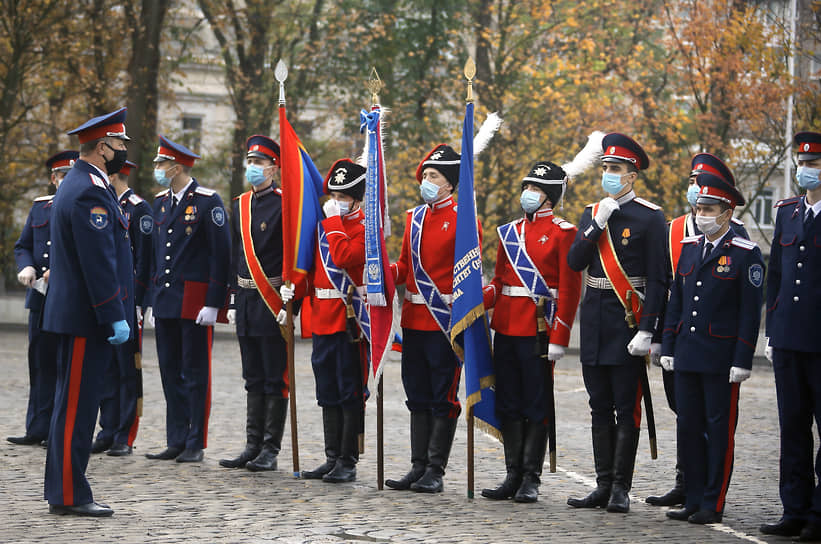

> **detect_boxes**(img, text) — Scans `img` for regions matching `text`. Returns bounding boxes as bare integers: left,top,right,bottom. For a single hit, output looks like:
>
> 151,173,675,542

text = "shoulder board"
233,194,241,200
453,205,458,212
731,217,744,226
33,195,54,202
88,173,106,189
275,187,282,195
585,203,594,208
634,197,661,210
681,235,702,244
730,237,757,250
195,186,216,196
128,193,144,205
775,196,800,207
552,216,575,230
155,189,170,198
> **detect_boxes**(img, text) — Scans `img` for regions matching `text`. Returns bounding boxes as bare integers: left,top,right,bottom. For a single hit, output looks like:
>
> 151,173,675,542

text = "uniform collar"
803,195,821,218
704,227,731,250
118,187,133,201
616,190,636,206
85,160,110,185
429,195,455,212
172,179,195,202
343,207,364,222
252,185,275,199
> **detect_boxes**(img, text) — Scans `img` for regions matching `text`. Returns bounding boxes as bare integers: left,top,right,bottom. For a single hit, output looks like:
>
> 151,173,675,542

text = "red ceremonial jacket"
485,209,582,344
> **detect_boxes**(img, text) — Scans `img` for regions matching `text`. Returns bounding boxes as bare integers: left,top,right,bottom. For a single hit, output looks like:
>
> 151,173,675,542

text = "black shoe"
646,486,685,506
567,487,611,508
323,462,356,483
219,447,260,469
666,506,698,521
410,466,443,493
91,437,113,454
481,472,522,500
322,407,360,483
385,465,425,490
49,502,113,517
386,411,432,490
106,443,132,456
482,419,525,500
246,447,278,471
145,447,183,460
513,473,541,503
40,439,48,448
175,448,204,463
688,510,722,524
7,434,43,445
797,522,821,542
606,484,630,513
760,518,805,537
568,425,615,509
302,460,336,480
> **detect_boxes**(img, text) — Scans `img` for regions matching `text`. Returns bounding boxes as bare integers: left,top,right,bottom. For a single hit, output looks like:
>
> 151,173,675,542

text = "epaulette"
681,235,702,244
634,197,661,210
731,217,745,226
195,186,216,196
552,216,575,230
128,193,144,206
88,173,107,189
155,189,170,198
585,203,595,208
730,237,757,251
275,187,282,195
33,195,54,202
775,196,800,207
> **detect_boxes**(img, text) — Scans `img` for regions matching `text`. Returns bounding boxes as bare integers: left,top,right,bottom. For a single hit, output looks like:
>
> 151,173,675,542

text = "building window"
751,188,774,226
181,115,202,154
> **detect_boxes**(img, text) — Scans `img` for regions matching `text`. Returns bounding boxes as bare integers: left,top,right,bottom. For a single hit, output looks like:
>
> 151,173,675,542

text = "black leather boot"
220,392,264,468
514,421,548,503
411,416,457,493
323,406,360,483
646,462,685,506
301,406,342,479
385,411,431,490
246,396,287,472
481,419,524,500
568,425,615,508
607,424,640,513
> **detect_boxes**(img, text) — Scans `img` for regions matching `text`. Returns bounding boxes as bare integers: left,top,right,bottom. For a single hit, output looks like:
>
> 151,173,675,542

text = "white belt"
237,275,282,289
501,285,558,299
405,291,453,304
315,286,365,300
585,276,646,290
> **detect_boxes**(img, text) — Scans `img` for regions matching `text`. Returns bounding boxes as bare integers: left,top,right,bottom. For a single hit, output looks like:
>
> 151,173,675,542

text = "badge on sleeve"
748,263,763,287
211,206,225,226
139,215,154,234
90,206,109,229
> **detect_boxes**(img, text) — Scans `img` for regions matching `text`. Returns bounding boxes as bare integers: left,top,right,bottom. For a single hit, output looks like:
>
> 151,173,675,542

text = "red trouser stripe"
63,336,86,505
447,364,462,419
203,326,213,449
127,416,140,446
633,378,643,428
716,382,740,512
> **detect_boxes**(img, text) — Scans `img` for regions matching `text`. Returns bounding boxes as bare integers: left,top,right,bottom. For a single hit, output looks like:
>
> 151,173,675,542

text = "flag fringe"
449,302,486,346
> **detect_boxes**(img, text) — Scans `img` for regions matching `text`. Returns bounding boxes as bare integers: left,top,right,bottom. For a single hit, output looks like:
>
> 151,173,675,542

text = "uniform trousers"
311,331,363,408
25,309,58,439
155,318,212,450
238,330,288,398
97,337,140,446
581,361,643,429
400,329,461,419
493,333,550,422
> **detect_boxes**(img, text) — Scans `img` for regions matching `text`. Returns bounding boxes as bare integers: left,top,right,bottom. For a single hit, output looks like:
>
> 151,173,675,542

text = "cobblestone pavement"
0,325,788,543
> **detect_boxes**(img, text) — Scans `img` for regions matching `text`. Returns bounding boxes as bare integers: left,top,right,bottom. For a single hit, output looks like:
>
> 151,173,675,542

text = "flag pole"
464,56,476,499
276,59,300,477
365,68,386,491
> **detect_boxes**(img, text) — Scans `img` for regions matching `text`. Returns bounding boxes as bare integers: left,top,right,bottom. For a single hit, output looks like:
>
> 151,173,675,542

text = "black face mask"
104,142,128,175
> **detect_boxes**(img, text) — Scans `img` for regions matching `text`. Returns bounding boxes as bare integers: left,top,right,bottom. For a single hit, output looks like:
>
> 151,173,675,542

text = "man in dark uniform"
567,133,667,513
9,150,77,447
481,162,582,503
760,131,821,541
647,152,748,507
662,172,763,524
92,160,152,456
220,135,290,472
42,108,134,517
293,158,368,483
144,135,231,463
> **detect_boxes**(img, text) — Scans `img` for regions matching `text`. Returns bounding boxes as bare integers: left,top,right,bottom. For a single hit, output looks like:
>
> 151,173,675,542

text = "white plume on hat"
562,131,605,180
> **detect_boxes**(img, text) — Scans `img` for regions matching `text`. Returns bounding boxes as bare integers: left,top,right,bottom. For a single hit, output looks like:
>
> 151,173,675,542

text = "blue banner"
451,101,500,440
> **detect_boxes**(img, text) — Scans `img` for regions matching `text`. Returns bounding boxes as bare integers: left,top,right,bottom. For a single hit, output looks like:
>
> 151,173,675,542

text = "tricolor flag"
450,101,500,440
279,105,324,286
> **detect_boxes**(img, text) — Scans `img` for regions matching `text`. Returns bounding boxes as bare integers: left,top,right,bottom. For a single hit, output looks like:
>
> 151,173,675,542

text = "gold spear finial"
464,57,476,103
366,67,384,106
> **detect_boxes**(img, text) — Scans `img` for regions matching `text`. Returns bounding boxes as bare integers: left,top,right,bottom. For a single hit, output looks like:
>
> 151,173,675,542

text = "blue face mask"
686,184,700,207
520,189,544,213
420,179,441,203
601,172,625,194
154,167,171,187
796,166,821,190
245,164,267,187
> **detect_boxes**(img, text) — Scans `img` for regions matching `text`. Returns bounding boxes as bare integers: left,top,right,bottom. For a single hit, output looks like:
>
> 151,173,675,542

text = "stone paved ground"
0,325,789,543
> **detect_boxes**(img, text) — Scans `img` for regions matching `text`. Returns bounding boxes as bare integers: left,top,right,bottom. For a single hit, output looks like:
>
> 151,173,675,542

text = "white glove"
594,197,620,229
764,337,773,363
195,306,219,327
226,309,236,324
729,366,751,383
276,309,288,326
17,266,36,287
547,344,565,361
660,356,674,372
627,330,653,356
136,306,143,322
649,343,662,366
323,198,341,218
144,307,155,328
280,284,295,304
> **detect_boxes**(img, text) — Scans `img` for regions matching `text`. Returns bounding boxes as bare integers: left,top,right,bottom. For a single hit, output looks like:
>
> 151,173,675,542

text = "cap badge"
609,146,616,154
430,150,444,160
534,166,548,176
334,168,347,184
805,143,811,151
